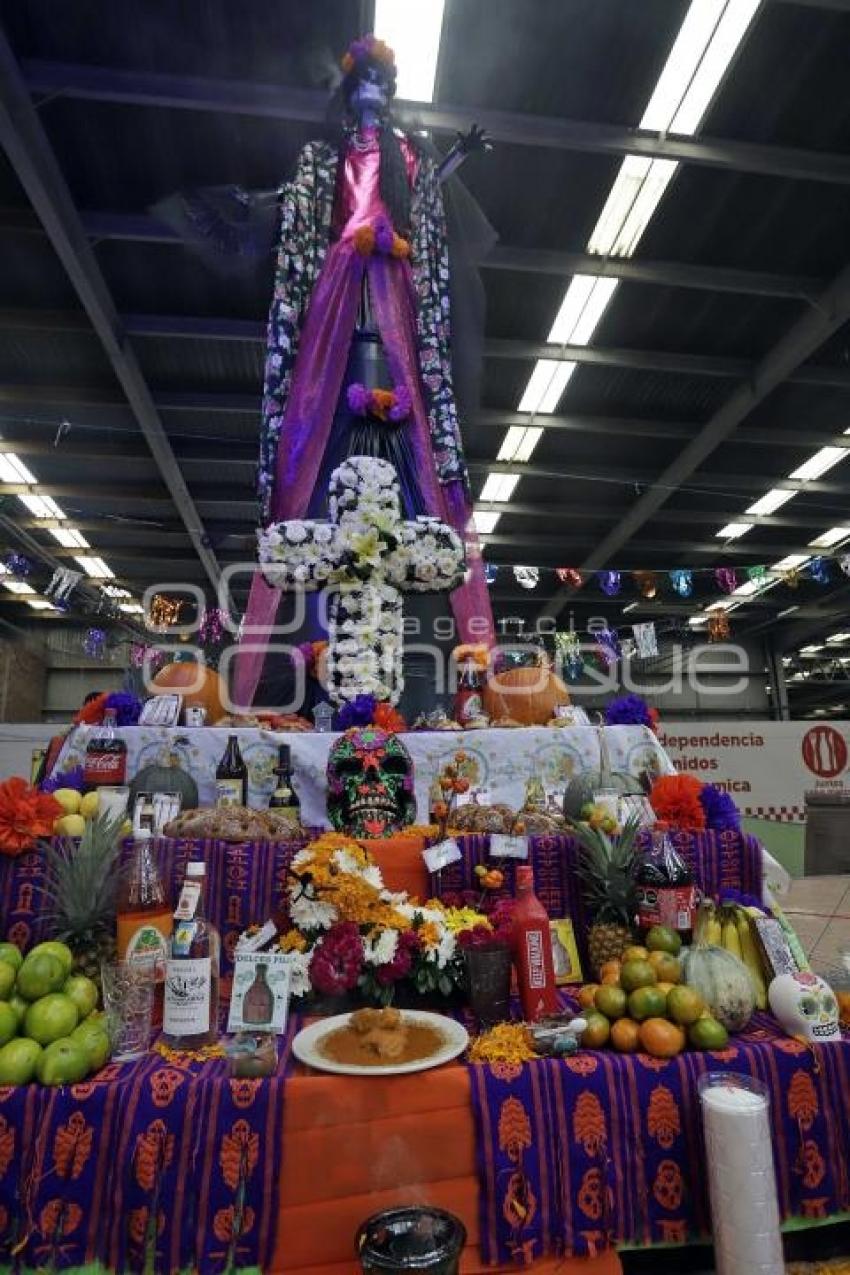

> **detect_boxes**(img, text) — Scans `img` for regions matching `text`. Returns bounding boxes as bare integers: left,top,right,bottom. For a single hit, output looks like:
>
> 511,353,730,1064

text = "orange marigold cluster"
0,777,61,856
468,1023,537,1065
649,774,706,831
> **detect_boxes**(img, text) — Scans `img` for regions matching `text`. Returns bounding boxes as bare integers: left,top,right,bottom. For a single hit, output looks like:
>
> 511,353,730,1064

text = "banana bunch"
717,902,768,1009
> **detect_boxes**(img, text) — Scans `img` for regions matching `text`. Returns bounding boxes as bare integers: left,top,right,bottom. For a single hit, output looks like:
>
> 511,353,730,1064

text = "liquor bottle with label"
635,823,696,945
84,708,127,788
242,962,275,1026
116,839,172,1028
512,865,558,1021
162,861,220,1048
268,744,299,814
216,734,247,807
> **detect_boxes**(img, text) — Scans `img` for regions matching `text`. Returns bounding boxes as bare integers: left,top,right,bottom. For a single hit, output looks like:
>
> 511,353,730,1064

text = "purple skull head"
327,725,415,838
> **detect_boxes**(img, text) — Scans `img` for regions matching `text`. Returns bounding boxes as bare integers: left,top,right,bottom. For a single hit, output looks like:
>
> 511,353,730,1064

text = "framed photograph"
140,693,183,726
549,918,583,985
227,952,292,1034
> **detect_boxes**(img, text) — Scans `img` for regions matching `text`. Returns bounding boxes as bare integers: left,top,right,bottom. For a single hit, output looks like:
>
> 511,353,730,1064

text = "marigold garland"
468,1023,537,1065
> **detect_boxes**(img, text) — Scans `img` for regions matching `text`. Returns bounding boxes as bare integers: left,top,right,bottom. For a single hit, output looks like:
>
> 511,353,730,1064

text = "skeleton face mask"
327,725,415,838
768,971,841,1044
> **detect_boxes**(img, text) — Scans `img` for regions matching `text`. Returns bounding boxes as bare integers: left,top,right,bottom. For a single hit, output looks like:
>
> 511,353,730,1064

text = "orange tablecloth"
276,1060,622,1275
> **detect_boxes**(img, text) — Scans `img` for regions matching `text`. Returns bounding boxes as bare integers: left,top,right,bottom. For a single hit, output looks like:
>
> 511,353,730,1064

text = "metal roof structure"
0,0,849,717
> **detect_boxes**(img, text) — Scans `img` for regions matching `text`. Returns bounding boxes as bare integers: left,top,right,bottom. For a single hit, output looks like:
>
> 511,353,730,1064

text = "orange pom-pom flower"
649,774,706,832
353,225,375,256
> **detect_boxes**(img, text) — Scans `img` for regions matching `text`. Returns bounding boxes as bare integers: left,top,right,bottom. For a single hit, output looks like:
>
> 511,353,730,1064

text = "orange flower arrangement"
353,224,376,256
649,774,706,832
369,389,395,420
74,692,109,725
373,702,407,734
391,234,411,259
0,777,61,856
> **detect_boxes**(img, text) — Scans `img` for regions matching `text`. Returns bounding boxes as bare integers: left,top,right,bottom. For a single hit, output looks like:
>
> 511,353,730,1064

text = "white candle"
699,1074,784,1275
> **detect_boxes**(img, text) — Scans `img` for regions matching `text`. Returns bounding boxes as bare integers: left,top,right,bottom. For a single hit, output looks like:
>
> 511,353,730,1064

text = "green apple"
71,1021,111,1072
24,993,79,1045
0,942,23,972
26,942,74,976
36,1038,89,1086
16,953,66,1001
0,1037,42,1085
0,1002,17,1047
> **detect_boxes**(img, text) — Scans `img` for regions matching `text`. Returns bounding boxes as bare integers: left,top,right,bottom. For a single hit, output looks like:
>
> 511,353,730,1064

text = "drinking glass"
100,960,154,1061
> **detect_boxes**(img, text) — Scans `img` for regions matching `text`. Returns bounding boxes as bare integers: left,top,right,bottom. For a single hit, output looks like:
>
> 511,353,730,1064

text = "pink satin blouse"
336,127,419,240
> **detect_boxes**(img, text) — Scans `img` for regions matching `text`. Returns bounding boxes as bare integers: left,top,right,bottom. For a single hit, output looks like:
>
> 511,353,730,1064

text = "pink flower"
309,922,363,995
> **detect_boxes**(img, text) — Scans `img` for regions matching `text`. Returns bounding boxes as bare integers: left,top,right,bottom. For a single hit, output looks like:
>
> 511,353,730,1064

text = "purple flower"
42,765,85,794
604,694,653,729
346,382,370,416
337,694,376,730
699,783,742,832
374,215,394,254
105,691,143,726
389,384,412,421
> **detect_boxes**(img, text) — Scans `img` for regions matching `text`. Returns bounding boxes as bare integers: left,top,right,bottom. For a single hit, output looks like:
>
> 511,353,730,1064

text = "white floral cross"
258,456,465,705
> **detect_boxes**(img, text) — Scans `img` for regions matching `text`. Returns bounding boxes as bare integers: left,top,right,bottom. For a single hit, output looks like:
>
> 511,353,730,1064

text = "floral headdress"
340,34,396,79
347,381,412,423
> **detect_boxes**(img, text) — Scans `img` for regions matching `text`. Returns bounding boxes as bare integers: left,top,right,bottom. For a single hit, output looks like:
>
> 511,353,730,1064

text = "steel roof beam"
538,260,850,624
473,500,840,532
0,32,221,590
480,532,813,559
20,60,850,186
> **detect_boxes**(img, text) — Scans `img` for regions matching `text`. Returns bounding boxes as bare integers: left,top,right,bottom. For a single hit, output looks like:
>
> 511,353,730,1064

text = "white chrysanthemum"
365,929,398,968
362,863,384,890
314,524,334,544
434,928,456,969
285,523,308,544
284,950,313,998
289,893,337,931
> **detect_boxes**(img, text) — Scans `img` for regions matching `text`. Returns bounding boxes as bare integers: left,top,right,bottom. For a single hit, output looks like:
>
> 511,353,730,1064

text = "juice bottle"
116,839,172,1027
512,865,558,1021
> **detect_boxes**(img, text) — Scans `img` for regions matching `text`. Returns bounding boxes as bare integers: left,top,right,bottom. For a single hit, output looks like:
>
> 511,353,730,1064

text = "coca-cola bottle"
512,866,558,1021
84,708,127,787
634,824,696,944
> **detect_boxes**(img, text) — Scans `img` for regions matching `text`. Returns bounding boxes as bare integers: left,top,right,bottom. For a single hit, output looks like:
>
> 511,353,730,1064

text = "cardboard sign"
422,838,462,873
489,834,529,860
227,952,292,1034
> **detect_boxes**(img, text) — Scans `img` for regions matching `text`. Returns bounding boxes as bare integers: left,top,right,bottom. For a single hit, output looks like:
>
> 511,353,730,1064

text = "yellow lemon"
79,791,100,819
51,788,82,815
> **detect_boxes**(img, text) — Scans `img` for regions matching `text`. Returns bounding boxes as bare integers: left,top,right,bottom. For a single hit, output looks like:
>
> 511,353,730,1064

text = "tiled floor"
783,873,850,972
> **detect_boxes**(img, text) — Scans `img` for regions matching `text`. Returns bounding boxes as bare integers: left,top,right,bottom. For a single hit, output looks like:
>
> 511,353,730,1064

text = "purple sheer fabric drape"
232,240,494,709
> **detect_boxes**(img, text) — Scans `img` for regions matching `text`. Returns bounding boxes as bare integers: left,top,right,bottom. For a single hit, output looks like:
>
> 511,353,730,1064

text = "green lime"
63,975,98,1019
0,1002,17,1047
16,953,66,1001
7,993,28,1027
645,925,682,956
36,1038,89,1086
594,985,628,1020
0,942,23,972
688,1017,729,1051
0,963,15,1000
24,993,79,1045
26,942,74,976
71,1022,111,1072
0,1037,42,1085
620,959,658,993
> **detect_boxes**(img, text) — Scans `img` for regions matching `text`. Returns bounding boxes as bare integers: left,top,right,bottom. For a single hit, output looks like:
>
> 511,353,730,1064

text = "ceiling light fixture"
472,510,501,534
745,488,795,516
479,473,520,503
49,527,90,549
498,426,543,463
0,453,37,484
26,598,55,611
789,447,846,483
74,555,114,579
810,526,850,548
716,522,753,540
825,632,850,644
3,581,35,595
373,0,445,102
17,493,67,519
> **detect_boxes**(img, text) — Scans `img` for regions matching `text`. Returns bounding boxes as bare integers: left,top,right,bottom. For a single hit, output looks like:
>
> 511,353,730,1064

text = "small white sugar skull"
768,971,841,1044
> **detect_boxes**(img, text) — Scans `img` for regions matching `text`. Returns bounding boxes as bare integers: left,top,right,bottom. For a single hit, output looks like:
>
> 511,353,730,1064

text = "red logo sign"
801,726,847,779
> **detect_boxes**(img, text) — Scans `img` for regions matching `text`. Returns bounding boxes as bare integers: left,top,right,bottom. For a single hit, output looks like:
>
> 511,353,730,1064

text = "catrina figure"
160,34,496,708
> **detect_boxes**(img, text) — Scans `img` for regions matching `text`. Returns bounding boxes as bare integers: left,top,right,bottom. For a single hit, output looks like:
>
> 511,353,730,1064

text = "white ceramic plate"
292,1010,469,1076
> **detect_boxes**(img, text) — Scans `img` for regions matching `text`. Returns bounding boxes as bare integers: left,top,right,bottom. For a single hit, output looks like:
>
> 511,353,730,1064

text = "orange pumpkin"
150,657,225,721
482,663,570,726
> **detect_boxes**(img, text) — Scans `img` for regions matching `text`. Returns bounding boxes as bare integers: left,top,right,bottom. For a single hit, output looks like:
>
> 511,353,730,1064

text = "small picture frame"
140,694,183,727
549,918,583,985
227,952,292,1034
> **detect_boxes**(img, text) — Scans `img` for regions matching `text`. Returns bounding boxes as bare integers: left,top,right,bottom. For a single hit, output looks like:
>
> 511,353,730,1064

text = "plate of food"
292,1007,469,1076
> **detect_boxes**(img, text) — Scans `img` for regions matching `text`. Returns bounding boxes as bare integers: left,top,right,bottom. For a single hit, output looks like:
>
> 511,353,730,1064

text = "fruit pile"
50,787,131,839
0,938,111,1085
578,801,620,835
575,925,730,1057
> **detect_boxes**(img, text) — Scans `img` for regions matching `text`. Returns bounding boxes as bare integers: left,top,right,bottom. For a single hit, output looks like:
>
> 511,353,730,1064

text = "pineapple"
41,812,125,984
571,815,641,977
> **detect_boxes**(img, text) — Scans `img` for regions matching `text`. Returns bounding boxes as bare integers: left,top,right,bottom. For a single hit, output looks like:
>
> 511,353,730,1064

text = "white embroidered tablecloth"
55,723,672,829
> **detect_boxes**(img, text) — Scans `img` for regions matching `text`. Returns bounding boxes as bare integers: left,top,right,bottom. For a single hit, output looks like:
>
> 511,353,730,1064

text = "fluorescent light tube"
746,489,795,515
374,0,445,102
548,276,619,346
49,527,90,549
473,510,501,534
773,554,810,570
26,599,55,611
810,526,850,548
74,555,114,579
826,632,850,644
789,447,846,482
497,426,543,463
716,522,753,540
0,453,37,484
640,1,728,131
480,473,519,503
517,360,577,414
670,1,761,134
3,581,35,595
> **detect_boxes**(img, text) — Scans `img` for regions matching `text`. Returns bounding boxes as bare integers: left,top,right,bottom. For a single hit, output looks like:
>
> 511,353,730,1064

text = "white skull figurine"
768,970,841,1044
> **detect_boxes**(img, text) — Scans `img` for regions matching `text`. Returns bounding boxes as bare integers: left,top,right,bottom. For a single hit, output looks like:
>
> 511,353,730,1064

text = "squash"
563,726,643,819
679,901,754,1033
482,660,570,726
129,744,199,809
151,655,225,722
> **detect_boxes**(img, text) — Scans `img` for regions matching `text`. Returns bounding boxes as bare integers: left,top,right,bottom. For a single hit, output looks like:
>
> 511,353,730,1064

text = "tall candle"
699,1073,784,1275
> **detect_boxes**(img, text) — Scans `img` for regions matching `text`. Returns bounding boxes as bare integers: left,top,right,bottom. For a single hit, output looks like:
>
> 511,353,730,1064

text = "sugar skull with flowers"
327,725,415,838
768,971,841,1044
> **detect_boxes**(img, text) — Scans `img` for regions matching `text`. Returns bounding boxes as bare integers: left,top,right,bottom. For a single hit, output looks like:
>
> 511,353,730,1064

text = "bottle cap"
515,865,534,889
187,861,206,878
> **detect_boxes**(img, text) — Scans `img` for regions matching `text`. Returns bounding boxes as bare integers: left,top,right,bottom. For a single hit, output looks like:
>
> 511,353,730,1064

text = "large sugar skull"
327,725,415,838
768,971,841,1044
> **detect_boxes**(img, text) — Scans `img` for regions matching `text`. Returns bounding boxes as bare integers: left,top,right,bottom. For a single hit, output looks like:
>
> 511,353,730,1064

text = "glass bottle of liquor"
216,734,247,807
242,962,275,1027
162,861,220,1048
84,708,127,788
116,839,172,1028
512,865,558,1021
268,744,299,813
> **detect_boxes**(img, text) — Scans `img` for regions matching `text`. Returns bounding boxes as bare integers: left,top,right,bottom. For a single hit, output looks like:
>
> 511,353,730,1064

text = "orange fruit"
837,991,850,1025
639,1018,686,1058
599,960,622,986
610,1018,641,1053
628,985,668,1022
620,959,657,993
621,945,649,964
594,985,627,1020
648,952,681,983
580,1012,611,1050
667,985,705,1026
578,983,600,1010
656,981,675,996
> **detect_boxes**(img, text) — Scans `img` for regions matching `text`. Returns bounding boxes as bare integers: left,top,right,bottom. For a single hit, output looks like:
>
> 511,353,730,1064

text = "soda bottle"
512,866,558,1021
634,824,697,944
216,734,247,807
162,861,220,1048
116,839,172,1028
84,708,127,787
